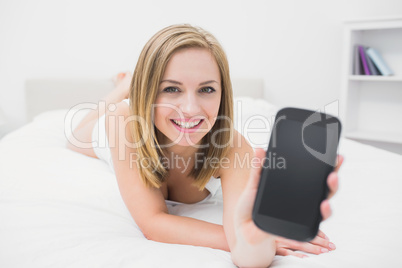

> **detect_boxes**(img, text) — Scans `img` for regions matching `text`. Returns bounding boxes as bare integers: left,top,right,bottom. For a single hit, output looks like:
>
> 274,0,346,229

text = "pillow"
0,108,92,148
33,108,90,129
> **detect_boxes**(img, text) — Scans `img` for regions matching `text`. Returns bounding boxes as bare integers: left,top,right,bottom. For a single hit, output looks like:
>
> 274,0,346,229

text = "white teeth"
172,119,202,129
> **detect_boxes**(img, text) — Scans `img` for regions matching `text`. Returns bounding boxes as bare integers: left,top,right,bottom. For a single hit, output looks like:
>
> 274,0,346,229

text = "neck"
156,129,204,159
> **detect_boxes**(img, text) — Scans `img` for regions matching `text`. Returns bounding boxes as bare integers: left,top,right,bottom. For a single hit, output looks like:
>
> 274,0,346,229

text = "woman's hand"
276,230,334,258
234,148,344,258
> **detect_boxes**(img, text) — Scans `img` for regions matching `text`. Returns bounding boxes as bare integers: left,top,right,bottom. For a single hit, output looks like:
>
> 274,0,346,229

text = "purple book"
358,45,371,75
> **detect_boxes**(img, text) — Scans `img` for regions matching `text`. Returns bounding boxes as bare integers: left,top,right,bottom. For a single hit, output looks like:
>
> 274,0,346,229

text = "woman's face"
154,47,222,148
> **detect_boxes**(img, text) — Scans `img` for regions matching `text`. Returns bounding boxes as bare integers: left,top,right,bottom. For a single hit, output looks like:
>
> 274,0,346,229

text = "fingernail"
321,248,329,253
329,243,336,250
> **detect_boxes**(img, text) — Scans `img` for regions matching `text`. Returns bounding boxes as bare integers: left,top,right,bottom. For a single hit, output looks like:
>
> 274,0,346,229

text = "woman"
67,24,343,267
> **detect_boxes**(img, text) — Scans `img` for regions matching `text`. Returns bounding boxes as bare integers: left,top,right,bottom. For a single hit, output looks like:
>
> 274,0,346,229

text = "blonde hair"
129,24,233,190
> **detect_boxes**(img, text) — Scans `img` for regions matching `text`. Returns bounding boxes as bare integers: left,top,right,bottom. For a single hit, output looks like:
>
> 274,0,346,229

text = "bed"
0,78,401,267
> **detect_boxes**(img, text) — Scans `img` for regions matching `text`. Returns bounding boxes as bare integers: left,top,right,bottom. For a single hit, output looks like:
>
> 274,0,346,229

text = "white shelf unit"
341,17,402,154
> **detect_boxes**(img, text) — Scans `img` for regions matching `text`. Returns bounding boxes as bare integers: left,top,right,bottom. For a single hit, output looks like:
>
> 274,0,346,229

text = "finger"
276,248,308,258
327,172,339,200
310,234,336,251
277,237,330,255
300,238,332,254
246,148,266,191
276,237,304,250
334,155,344,172
317,230,329,241
320,200,332,221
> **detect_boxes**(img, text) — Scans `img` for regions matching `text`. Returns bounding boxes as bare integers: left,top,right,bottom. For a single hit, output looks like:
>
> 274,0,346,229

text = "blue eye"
200,87,216,93
163,87,180,93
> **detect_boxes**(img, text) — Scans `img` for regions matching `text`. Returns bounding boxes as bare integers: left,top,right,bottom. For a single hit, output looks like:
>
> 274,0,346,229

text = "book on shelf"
365,48,381,75
366,47,394,76
358,45,371,75
353,45,364,75
353,45,394,76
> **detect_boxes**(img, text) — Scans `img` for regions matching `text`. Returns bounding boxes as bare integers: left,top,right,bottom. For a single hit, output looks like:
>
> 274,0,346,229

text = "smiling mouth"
171,119,204,129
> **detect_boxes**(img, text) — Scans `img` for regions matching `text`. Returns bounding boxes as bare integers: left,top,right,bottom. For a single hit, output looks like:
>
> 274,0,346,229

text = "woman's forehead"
162,48,221,85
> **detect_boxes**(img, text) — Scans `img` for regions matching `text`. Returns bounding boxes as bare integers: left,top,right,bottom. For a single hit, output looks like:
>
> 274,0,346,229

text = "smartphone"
252,107,341,242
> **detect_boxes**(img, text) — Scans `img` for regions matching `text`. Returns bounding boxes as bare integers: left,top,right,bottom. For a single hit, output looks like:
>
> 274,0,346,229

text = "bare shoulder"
216,129,254,179
229,129,254,158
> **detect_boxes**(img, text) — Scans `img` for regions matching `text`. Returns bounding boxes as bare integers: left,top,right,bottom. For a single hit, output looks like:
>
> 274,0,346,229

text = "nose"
179,92,201,117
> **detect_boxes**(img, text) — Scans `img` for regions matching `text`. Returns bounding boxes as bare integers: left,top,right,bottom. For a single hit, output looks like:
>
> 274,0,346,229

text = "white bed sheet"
1,101,401,267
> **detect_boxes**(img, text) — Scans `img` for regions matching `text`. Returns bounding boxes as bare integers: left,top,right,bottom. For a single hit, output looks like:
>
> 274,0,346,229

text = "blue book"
365,47,380,75
366,47,394,76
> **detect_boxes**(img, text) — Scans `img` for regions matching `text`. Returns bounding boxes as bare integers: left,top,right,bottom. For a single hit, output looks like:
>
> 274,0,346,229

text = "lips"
170,119,204,133
171,119,203,129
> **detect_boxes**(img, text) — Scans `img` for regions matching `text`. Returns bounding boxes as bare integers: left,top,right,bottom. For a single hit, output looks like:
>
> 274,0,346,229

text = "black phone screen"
258,117,339,227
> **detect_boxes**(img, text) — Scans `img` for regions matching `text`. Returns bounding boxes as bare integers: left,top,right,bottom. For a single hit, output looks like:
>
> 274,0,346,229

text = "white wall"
1,0,402,125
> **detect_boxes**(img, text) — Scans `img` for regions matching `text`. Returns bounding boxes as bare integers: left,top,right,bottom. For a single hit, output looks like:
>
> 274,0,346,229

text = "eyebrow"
160,79,219,86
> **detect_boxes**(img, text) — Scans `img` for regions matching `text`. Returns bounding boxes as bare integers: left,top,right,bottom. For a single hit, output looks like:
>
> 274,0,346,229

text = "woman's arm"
146,214,229,250
220,132,276,267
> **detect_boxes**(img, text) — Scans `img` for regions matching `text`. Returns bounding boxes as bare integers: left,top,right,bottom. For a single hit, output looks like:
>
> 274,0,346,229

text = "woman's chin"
163,135,205,149
174,138,203,148
155,128,208,149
